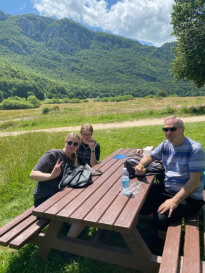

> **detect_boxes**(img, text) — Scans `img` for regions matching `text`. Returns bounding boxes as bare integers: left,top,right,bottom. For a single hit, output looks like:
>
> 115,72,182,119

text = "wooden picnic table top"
32,148,154,233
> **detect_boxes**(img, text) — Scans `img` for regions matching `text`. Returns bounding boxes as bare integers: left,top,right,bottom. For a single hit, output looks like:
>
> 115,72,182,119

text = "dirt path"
0,115,205,138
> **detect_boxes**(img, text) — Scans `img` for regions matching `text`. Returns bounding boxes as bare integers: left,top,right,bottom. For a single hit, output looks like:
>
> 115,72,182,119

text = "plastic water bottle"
122,167,130,189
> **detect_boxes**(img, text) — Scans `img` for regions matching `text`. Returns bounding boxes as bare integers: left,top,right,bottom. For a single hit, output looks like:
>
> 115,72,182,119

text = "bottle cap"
123,167,129,176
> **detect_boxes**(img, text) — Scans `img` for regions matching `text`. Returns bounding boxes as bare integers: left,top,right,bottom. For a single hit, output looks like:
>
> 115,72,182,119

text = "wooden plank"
0,206,33,237
158,221,182,273
83,149,145,226
0,215,37,246
97,188,130,230
42,155,115,219
9,218,49,249
97,175,154,231
84,176,123,224
44,188,85,219
32,188,73,217
182,214,201,273
114,175,154,232
55,149,132,222
70,162,123,222
33,148,127,218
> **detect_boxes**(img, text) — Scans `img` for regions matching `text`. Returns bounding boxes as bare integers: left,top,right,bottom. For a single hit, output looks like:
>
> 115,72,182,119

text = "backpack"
124,153,165,183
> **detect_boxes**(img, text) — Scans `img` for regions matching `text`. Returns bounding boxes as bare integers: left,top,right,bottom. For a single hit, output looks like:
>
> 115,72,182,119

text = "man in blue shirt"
135,116,205,231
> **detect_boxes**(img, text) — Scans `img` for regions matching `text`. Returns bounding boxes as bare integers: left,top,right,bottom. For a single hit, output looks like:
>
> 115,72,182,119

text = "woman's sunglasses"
162,127,179,132
67,141,79,146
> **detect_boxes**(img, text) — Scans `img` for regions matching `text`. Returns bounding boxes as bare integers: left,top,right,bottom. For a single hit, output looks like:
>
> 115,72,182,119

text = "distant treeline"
1,61,205,105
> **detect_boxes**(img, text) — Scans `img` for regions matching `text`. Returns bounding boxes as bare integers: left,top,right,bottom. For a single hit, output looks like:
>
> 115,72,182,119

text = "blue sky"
0,0,175,47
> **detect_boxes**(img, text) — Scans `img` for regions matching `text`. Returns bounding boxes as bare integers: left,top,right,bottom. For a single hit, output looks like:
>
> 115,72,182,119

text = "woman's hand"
89,138,97,151
50,158,63,179
30,158,64,182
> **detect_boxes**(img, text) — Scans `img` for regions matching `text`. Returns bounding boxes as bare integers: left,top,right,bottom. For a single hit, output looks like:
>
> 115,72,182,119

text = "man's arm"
134,154,153,175
158,171,202,218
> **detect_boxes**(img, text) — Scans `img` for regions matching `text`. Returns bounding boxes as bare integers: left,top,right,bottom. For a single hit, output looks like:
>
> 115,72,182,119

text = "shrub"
41,107,50,115
69,98,81,103
0,96,41,110
160,106,175,115
0,96,33,109
181,105,205,115
41,105,60,115
157,90,168,97
27,95,41,108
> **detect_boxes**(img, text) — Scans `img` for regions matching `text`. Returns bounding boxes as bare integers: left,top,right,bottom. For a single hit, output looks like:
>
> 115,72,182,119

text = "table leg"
37,220,64,259
122,227,160,273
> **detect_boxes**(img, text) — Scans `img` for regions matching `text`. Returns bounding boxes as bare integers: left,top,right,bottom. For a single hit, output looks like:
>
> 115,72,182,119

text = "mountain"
0,10,204,100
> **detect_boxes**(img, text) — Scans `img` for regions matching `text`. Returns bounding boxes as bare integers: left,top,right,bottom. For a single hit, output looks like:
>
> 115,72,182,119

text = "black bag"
58,165,102,189
124,153,165,183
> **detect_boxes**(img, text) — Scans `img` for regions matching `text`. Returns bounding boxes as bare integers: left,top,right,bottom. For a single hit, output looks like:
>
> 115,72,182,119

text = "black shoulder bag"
124,153,165,183
58,164,102,189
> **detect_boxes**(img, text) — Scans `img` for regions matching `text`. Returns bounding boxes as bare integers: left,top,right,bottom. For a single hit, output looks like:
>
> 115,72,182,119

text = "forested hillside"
0,10,204,101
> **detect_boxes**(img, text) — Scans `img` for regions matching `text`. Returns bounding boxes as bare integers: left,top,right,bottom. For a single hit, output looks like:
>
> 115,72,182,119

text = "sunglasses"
82,133,92,137
162,127,180,132
67,141,79,146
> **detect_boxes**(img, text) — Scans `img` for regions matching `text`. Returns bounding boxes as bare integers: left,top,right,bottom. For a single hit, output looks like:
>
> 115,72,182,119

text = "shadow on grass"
3,243,139,273
3,223,160,273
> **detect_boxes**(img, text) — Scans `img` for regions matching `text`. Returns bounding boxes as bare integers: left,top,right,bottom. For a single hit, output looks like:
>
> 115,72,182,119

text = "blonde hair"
65,132,81,167
80,123,93,134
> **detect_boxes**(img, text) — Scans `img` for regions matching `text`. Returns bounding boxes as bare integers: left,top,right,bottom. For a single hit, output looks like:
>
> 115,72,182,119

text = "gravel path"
0,115,205,138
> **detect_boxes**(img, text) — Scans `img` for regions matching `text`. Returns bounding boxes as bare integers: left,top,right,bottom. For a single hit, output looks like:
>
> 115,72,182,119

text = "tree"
27,95,41,108
157,90,168,97
171,0,205,88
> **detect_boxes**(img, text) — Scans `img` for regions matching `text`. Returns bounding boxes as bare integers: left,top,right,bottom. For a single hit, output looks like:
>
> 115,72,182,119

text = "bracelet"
91,150,95,152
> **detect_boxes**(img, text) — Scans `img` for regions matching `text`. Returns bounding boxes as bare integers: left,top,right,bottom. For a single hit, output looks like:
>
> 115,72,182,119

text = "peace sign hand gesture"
51,158,63,179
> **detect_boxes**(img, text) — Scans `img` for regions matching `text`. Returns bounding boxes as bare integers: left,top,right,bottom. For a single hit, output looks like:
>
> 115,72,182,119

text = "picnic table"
30,148,160,273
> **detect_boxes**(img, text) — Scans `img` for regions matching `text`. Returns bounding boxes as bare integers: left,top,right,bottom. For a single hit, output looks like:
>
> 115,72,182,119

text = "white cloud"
32,0,176,46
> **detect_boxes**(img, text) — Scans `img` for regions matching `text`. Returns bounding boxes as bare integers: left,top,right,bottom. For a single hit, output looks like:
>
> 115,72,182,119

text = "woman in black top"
30,132,81,207
77,123,100,167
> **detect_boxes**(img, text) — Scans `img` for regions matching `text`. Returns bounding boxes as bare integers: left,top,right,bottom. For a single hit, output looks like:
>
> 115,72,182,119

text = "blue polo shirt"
150,137,205,200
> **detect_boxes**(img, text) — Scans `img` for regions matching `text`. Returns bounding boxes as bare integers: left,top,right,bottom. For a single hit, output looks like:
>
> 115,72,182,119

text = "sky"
0,0,176,47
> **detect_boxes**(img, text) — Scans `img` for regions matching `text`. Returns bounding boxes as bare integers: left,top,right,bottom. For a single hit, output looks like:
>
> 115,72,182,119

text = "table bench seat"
159,203,205,273
0,206,49,249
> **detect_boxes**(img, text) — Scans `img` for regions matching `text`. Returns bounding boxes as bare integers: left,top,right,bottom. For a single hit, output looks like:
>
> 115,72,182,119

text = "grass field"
0,96,205,273
0,96,205,132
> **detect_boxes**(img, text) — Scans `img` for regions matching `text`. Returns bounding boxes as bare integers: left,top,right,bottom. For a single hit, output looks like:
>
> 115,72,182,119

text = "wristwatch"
91,150,95,152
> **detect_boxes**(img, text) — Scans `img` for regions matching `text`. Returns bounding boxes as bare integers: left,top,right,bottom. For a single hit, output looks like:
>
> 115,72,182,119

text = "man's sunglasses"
162,127,180,132
67,141,79,146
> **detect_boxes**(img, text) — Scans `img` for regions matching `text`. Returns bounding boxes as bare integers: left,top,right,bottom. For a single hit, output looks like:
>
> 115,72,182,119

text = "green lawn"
0,121,205,273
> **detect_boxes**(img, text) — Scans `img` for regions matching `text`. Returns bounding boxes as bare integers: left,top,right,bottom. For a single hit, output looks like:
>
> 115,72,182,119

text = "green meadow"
0,97,205,273
0,96,205,132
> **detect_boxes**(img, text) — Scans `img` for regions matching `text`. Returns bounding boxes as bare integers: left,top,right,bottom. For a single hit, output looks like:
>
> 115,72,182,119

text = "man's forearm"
139,154,153,167
172,172,202,204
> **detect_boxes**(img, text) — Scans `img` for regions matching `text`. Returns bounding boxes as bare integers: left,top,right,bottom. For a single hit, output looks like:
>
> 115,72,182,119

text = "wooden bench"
159,195,205,273
0,206,49,249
